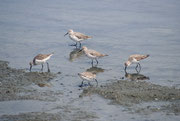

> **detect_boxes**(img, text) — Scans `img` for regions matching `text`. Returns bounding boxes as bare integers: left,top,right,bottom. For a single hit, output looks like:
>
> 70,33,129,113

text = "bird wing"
74,32,91,39
33,54,52,63
35,54,51,60
129,54,149,61
82,72,96,79
88,50,103,57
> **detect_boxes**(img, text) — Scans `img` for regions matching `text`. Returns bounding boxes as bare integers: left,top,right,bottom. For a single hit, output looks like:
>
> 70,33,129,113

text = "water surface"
0,0,180,120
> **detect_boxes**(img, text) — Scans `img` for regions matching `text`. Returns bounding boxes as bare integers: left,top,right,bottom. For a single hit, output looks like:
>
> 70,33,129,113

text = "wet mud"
0,60,57,101
1,60,180,121
0,60,98,121
0,109,97,121
81,79,180,114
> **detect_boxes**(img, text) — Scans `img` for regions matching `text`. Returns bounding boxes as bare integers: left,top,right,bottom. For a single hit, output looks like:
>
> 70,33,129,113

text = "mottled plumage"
78,72,96,80
72,31,91,40
124,54,149,73
78,71,98,87
128,54,149,62
29,53,53,72
64,29,92,47
32,54,53,65
81,46,108,66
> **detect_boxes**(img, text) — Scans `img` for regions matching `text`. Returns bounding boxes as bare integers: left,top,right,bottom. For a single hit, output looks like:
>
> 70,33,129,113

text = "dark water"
0,0,180,120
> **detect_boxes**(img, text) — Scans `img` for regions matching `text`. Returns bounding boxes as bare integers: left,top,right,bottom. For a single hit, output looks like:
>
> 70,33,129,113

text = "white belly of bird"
86,53,96,59
132,58,139,64
80,75,92,81
35,57,50,65
69,35,83,42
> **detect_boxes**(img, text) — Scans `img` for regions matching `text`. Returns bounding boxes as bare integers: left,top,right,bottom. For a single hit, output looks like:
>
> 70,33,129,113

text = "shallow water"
0,0,180,120
0,100,56,115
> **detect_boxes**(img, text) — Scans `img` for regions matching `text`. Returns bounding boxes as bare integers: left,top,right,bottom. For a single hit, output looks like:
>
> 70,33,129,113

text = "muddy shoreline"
0,60,180,120
0,60,58,101
81,79,180,115
81,80,180,105
0,60,98,121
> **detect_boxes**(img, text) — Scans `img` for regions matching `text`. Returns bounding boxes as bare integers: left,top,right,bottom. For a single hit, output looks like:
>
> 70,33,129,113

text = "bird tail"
142,54,149,59
146,54,150,58
48,52,54,57
103,54,108,57
87,36,92,39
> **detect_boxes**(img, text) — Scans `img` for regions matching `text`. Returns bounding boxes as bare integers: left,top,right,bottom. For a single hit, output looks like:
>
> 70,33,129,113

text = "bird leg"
91,59,94,66
138,63,141,73
46,62,50,72
135,63,141,73
41,64,44,71
135,64,139,73
29,65,32,72
79,42,81,48
124,66,127,73
95,58,98,65
135,64,138,70
94,79,98,87
80,80,84,87
88,81,92,86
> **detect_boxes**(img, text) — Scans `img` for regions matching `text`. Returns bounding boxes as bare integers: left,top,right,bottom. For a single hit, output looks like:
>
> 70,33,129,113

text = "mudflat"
81,78,180,115
0,60,180,120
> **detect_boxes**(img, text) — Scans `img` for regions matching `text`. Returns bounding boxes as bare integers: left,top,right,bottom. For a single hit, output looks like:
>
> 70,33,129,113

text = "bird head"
124,61,131,67
79,46,87,52
64,29,73,36
124,61,131,72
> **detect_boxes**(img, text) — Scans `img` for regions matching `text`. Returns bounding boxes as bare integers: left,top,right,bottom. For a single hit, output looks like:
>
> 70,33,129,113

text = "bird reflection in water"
125,72,150,81
86,66,105,75
69,48,84,62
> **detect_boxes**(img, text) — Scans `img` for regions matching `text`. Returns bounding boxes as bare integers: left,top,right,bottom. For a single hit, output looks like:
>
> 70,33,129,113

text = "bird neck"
126,61,131,66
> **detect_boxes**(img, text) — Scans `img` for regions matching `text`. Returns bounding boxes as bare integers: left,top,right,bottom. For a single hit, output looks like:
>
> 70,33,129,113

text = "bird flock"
29,29,149,87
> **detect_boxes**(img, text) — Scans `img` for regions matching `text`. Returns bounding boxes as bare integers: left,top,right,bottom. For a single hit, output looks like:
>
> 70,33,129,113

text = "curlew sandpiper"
80,46,108,66
64,29,92,47
78,71,98,87
29,53,54,72
124,54,149,73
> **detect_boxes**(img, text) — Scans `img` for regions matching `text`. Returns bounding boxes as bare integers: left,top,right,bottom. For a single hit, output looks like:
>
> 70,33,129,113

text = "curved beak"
64,32,68,36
